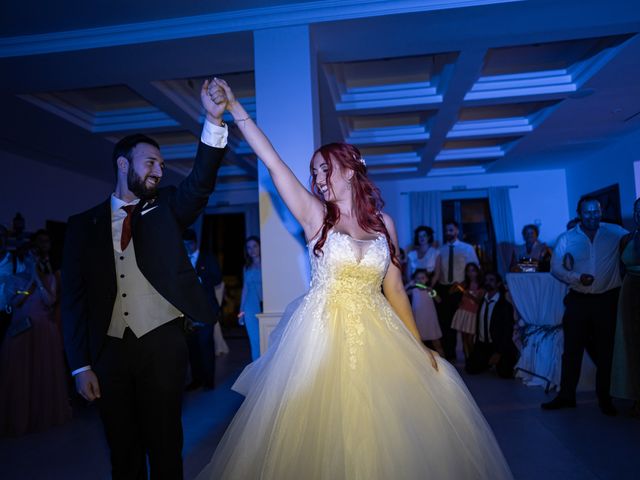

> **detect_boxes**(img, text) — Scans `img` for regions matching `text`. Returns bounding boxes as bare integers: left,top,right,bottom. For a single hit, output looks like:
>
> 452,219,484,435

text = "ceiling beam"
417,47,487,174
128,80,202,136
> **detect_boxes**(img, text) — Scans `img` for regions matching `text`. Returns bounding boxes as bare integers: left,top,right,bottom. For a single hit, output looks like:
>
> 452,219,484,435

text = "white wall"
377,168,570,249
565,128,640,229
0,151,112,230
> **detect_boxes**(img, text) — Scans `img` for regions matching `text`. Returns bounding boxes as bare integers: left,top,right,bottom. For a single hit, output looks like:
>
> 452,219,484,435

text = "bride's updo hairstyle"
309,142,400,268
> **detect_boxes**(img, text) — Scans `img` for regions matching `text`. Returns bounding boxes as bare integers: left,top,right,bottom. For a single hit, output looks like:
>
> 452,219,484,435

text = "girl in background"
406,268,444,356
451,263,484,359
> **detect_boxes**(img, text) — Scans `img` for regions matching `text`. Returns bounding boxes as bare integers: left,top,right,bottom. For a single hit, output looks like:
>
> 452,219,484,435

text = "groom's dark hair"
112,133,160,179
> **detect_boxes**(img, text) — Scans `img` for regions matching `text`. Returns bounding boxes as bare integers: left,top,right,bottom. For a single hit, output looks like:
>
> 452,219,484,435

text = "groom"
62,80,228,479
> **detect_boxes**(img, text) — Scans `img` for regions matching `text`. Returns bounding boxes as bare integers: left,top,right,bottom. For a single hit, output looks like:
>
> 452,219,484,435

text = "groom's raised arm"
170,79,229,227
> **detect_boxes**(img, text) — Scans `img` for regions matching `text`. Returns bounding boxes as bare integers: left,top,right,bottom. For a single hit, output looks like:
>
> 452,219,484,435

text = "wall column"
253,25,320,353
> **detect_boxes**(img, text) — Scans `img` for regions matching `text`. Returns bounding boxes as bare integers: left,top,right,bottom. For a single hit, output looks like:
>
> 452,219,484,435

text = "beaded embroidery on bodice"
309,230,390,297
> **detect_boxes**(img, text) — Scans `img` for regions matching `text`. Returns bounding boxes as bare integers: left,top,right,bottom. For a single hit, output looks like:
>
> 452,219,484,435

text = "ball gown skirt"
196,231,512,479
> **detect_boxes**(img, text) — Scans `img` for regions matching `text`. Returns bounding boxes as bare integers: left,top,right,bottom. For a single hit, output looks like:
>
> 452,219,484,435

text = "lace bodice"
309,230,390,297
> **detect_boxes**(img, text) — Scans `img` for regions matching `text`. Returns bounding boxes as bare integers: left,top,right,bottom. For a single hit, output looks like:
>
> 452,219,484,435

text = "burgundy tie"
120,205,135,251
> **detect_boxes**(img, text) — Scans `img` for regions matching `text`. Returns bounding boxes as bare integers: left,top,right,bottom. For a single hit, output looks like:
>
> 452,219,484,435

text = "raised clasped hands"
211,78,247,120
211,78,237,109
201,78,228,124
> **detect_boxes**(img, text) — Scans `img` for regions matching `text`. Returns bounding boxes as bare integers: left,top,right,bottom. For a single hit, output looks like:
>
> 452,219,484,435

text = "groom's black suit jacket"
61,142,226,372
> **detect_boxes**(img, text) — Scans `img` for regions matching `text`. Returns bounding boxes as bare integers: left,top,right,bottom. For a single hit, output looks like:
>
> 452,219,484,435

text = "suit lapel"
91,199,117,296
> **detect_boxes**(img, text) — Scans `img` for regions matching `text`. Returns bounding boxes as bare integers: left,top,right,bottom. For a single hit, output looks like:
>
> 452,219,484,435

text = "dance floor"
1,336,638,480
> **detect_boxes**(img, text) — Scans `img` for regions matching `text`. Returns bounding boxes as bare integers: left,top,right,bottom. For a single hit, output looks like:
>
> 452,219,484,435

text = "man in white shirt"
542,197,627,416
435,220,480,360
62,79,229,478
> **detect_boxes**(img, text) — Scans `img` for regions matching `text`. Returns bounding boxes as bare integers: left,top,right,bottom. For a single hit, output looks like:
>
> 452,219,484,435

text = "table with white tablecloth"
506,273,595,391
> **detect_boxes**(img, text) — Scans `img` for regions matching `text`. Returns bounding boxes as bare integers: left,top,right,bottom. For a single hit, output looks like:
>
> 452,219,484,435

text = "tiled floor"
1,337,638,479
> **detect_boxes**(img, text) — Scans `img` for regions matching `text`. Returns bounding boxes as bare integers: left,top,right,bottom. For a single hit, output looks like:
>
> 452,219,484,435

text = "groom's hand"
75,370,101,401
201,78,227,126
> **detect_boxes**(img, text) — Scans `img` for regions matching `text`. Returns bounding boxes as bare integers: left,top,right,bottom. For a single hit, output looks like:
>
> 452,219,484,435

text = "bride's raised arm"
214,78,324,238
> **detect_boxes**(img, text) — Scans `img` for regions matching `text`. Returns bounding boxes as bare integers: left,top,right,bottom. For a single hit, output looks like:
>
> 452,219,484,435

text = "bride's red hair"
309,143,400,268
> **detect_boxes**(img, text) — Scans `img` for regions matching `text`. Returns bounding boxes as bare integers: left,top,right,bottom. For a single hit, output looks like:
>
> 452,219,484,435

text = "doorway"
200,213,246,332
441,198,496,273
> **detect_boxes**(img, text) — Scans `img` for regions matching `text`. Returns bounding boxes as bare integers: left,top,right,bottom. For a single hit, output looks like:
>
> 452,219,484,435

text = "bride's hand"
213,78,239,111
427,348,439,371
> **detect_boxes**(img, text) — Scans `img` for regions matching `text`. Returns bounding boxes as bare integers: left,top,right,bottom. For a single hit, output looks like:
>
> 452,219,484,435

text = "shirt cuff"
201,119,228,148
71,365,92,376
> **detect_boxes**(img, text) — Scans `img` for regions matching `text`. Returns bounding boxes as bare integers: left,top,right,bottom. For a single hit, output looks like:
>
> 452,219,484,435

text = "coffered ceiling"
1,0,639,191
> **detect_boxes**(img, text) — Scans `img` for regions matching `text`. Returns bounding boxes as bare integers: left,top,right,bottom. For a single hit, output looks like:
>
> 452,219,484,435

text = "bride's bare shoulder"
380,211,396,230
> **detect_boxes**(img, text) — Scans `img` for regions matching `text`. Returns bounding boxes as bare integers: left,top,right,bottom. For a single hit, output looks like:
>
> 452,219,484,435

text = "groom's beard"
127,166,159,200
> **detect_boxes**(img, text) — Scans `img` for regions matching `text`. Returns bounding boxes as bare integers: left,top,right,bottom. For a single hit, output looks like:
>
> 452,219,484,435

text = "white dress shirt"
189,249,200,270
407,247,440,277
72,120,227,377
439,239,479,285
551,223,627,294
477,292,500,343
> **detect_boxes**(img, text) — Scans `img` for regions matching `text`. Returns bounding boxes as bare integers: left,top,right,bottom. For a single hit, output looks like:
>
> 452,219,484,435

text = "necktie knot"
121,205,135,215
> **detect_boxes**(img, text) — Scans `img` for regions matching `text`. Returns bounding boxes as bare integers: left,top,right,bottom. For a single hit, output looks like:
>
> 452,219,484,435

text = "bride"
196,79,513,480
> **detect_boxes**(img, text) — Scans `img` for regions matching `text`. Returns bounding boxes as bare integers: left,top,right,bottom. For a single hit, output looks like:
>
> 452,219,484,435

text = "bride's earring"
347,180,352,191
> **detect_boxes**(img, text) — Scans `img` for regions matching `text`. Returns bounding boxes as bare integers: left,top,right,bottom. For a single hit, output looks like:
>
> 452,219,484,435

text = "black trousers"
94,319,188,480
434,284,461,359
186,322,215,387
558,288,619,403
465,341,518,378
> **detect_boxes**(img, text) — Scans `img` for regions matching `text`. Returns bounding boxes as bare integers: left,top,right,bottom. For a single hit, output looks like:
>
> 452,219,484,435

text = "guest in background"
566,217,580,230
0,225,29,344
398,248,409,285
239,236,262,361
0,229,71,436
509,224,552,272
406,268,444,356
6,212,31,253
436,220,479,360
407,226,441,285
0,225,12,342
542,197,627,416
465,271,518,379
451,263,485,359
611,197,640,416
183,228,225,390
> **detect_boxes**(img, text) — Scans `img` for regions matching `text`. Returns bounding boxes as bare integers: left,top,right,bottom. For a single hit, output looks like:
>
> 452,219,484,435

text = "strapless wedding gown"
196,231,513,479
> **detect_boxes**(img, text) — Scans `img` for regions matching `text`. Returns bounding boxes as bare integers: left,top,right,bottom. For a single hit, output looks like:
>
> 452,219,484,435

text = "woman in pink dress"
451,263,484,359
0,230,72,436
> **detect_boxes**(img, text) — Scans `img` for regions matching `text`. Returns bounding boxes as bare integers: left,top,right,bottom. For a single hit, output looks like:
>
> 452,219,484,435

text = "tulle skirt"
196,289,512,479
